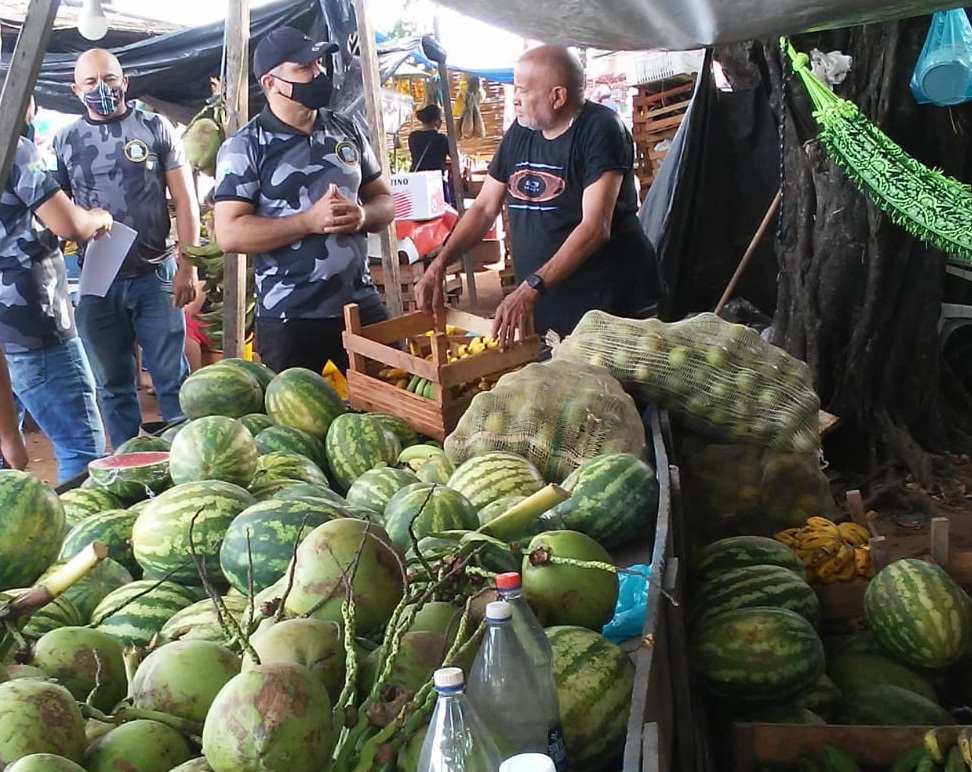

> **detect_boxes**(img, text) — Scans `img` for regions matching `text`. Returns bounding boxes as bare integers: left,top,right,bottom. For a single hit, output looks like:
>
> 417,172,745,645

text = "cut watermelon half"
88,451,172,503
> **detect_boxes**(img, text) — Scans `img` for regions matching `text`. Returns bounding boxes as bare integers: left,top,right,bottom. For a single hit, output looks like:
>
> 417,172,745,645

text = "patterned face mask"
81,81,124,116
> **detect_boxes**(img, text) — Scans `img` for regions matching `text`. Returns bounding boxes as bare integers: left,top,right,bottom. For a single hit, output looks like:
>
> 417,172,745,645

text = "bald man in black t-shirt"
415,45,658,347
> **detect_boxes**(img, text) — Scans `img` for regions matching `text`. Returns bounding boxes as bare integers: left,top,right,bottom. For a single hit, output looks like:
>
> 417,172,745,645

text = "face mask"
279,71,333,110
81,81,124,117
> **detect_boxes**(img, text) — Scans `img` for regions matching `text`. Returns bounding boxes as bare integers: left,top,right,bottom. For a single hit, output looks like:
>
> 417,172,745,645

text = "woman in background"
407,105,452,203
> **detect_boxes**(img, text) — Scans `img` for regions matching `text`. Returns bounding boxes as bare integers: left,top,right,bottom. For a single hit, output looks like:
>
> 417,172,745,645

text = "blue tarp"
375,30,514,83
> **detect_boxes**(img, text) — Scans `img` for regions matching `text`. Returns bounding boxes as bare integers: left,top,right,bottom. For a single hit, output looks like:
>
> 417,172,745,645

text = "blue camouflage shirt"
0,138,77,353
53,105,186,278
213,107,382,320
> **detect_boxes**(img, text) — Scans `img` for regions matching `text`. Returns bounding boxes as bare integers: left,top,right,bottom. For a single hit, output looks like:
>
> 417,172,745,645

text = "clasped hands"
305,184,366,235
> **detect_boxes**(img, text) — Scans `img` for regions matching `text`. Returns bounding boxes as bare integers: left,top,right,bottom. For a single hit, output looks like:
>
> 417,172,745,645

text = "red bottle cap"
495,572,522,589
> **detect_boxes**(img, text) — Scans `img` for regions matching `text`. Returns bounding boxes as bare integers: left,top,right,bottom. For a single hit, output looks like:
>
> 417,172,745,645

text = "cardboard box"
390,172,446,221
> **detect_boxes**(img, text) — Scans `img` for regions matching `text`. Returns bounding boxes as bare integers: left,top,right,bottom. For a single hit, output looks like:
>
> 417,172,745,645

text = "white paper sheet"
78,222,137,297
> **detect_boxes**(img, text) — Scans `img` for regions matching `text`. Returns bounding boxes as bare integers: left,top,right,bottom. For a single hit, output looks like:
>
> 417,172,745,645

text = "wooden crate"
734,723,955,770
369,260,462,312
632,77,696,197
342,303,540,441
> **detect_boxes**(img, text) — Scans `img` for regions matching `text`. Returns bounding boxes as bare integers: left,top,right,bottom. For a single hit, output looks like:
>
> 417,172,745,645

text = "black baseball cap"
253,26,339,79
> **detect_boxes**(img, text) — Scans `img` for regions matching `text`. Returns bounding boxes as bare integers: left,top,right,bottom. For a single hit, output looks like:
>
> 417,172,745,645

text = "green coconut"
30,626,127,713
0,679,86,763
6,754,86,771
83,719,193,772
184,118,223,176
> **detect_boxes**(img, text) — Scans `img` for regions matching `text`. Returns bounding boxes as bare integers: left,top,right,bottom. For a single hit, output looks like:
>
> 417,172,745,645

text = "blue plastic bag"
601,562,651,643
910,9,972,106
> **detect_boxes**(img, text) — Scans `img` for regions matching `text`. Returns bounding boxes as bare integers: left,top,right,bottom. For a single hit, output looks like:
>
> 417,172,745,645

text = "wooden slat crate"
369,260,462,312
734,723,955,770
342,303,540,440
632,76,696,198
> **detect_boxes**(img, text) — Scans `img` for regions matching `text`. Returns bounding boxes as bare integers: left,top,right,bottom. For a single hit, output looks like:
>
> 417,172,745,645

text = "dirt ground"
25,267,508,486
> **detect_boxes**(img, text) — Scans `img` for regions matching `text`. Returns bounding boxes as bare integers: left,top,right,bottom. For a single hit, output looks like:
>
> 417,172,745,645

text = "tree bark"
722,19,972,484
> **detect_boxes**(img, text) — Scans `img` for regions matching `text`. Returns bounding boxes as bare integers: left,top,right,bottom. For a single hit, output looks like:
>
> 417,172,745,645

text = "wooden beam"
355,0,403,318
221,0,250,359
437,59,478,310
0,0,61,189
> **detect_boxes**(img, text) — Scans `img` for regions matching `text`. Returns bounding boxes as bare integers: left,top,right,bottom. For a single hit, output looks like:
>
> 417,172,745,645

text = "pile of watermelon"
687,535,971,730
0,356,662,771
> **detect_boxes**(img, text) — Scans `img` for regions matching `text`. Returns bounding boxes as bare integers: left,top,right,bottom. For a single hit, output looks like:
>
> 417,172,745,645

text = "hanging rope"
784,38,972,263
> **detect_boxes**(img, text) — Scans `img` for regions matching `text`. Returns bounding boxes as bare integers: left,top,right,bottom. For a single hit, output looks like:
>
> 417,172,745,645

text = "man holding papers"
54,48,200,447
0,135,112,481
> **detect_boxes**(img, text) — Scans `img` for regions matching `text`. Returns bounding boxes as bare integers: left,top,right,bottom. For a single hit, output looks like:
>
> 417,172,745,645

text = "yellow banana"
833,542,855,571
806,516,841,537
837,521,870,547
814,554,842,584
924,727,962,764
796,532,841,552
393,378,409,389
853,546,873,578
773,528,803,547
959,727,972,770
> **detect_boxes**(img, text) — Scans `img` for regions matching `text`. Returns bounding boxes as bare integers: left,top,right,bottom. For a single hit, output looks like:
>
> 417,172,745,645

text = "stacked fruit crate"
632,76,696,199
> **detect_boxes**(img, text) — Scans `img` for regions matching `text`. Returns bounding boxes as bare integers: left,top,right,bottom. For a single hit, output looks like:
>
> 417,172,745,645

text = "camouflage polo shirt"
53,105,186,278
213,107,382,320
0,137,76,353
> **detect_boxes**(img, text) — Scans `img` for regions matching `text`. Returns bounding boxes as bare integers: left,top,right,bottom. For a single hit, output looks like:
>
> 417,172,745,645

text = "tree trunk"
724,19,972,484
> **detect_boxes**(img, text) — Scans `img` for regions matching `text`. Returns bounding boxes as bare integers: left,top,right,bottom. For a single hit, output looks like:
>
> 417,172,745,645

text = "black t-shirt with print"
488,101,657,336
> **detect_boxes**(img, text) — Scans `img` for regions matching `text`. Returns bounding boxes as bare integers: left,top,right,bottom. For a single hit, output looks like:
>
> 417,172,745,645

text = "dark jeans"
256,303,389,375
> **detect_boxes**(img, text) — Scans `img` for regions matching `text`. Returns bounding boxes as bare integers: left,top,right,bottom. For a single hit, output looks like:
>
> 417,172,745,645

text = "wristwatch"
525,273,546,296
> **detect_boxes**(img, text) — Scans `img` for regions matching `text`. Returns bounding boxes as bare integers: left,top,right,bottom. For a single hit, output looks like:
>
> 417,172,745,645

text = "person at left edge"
0,135,112,482
53,48,200,449
213,26,395,375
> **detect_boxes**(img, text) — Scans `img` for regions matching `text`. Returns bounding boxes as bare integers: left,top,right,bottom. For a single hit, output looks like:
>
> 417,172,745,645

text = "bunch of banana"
182,242,256,349
773,516,874,585
912,727,972,771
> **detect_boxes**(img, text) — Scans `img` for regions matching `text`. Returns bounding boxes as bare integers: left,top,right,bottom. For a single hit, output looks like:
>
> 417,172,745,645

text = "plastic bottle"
416,667,504,772
500,754,557,772
495,572,569,771
467,600,553,759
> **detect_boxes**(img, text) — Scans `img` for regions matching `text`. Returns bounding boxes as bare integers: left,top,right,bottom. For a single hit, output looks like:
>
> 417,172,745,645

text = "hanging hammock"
784,38,972,263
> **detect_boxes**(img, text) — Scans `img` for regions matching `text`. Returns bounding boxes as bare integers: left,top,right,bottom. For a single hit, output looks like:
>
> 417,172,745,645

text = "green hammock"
784,39,972,263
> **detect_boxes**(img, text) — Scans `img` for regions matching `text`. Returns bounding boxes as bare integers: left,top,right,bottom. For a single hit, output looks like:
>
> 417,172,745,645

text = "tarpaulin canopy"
431,0,964,51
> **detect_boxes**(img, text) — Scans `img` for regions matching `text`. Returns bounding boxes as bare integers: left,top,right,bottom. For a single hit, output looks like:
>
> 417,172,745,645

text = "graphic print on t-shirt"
507,161,565,209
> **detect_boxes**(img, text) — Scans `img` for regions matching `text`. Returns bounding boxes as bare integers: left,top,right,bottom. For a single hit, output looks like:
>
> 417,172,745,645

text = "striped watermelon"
839,684,953,726
264,367,346,438
446,451,545,510
369,412,419,449
58,509,140,579
239,413,275,436
546,626,635,771
272,483,346,507
382,483,478,549
178,364,265,419
554,453,659,549
159,595,252,645
863,558,972,668
0,470,65,589
825,651,937,702
219,498,349,594
39,557,133,622
254,425,328,470
345,467,419,518
689,607,825,700
343,504,384,522
59,487,123,529
114,435,170,454
88,452,172,504
689,564,820,627
159,419,190,445
210,357,276,392
325,413,402,492
691,535,806,585
131,481,256,586
90,580,202,647
11,591,83,640
415,453,455,484
249,451,330,491
168,416,258,488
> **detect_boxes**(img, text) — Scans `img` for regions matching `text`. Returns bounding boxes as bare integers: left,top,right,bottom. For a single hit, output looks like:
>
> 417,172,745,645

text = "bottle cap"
499,754,557,772
433,667,464,689
495,572,522,590
486,600,512,621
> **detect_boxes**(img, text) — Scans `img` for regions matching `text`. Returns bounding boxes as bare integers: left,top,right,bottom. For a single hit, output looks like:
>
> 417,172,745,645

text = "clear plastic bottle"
500,754,557,772
495,572,569,771
416,667,504,772
467,600,551,758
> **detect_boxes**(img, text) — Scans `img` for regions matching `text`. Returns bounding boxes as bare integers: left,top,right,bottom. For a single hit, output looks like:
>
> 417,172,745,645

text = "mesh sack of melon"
681,437,835,542
444,359,646,482
552,310,821,454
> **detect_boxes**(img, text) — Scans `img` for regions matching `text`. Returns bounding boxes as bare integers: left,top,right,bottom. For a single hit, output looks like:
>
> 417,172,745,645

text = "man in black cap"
213,26,395,374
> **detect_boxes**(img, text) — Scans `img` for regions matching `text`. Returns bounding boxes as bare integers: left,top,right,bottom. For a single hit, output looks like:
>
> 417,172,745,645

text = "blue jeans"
5,336,106,483
75,257,189,448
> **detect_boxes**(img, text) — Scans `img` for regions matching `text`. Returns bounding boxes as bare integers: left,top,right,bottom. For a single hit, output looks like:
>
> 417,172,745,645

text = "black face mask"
279,71,333,110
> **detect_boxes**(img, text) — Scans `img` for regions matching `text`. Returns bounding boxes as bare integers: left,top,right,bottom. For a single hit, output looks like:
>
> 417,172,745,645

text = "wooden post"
355,0,403,318
0,0,61,189
219,0,250,359
437,59,478,310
